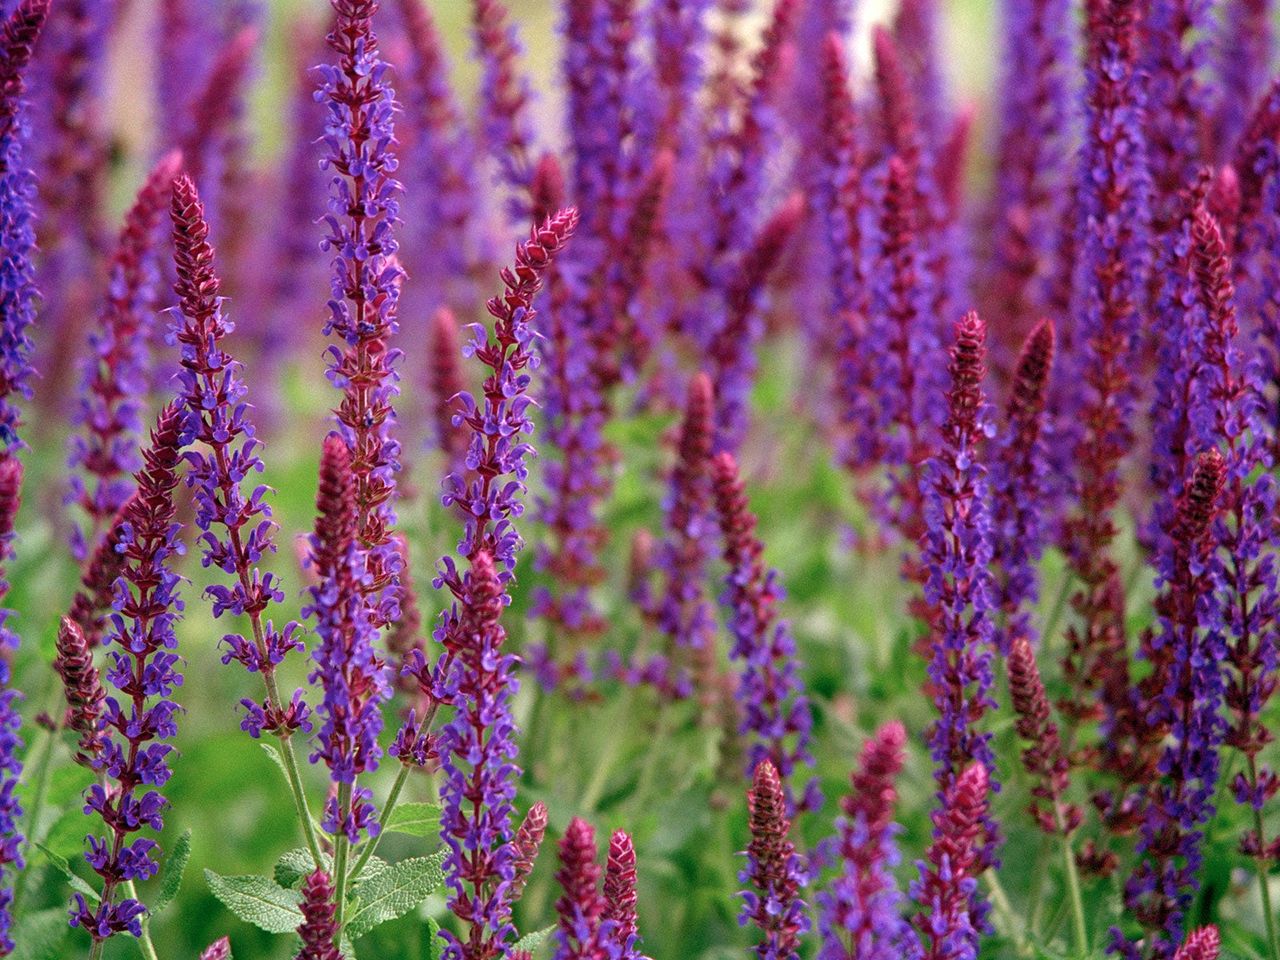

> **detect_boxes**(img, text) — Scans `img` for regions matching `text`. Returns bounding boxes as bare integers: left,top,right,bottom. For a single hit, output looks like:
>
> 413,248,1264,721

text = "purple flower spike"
471,0,537,215
319,0,405,630
199,936,232,960
603,830,641,960
1119,451,1226,959
817,721,918,960
71,404,185,946
0,0,48,454
920,312,1001,870
1057,0,1150,750
989,319,1055,650
648,373,716,699
740,760,808,960
989,0,1071,357
437,551,522,960
552,817,615,960
67,150,182,559
306,434,390,843
170,173,310,741
710,450,818,814
53,616,108,767
295,870,341,960
911,763,991,960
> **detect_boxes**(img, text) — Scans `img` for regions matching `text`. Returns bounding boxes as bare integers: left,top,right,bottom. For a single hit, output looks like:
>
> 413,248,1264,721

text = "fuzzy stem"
349,763,411,880
123,880,161,960
1056,819,1088,957
332,780,353,939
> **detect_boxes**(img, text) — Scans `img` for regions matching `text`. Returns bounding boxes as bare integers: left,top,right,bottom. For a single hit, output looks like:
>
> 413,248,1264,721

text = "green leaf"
344,852,446,940
153,829,191,913
258,742,291,786
512,925,557,957
33,841,99,904
9,908,71,960
383,801,442,838
204,870,303,934
425,918,444,960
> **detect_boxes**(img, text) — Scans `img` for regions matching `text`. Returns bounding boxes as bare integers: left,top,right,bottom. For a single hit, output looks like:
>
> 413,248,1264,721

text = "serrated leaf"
204,870,303,934
513,925,556,957
344,853,446,940
34,841,99,904
153,829,191,913
426,918,444,960
384,802,442,838
9,908,70,960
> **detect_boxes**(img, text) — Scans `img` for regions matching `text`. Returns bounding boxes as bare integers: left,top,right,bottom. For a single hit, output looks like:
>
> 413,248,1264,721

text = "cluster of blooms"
740,760,808,960
0,3,46,950
169,173,310,743
815,721,917,960
918,313,1001,868
66,151,181,559
426,210,577,960
71,404,185,944
550,818,642,960
318,0,405,630
305,435,388,843
710,450,818,812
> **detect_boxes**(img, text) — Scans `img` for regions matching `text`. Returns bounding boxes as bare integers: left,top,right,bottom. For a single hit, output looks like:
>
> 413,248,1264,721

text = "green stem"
579,694,632,812
350,764,411,880
1252,806,1280,960
1059,830,1088,959
1026,834,1052,938
265,670,323,868
332,781,353,939
13,686,60,912
123,880,161,960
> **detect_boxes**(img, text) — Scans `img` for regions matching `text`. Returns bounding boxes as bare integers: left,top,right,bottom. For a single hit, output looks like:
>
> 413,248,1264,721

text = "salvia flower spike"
0,0,49,453
306,434,389,845
552,817,613,960
0,455,21,953
1120,450,1227,959
436,551,521,960
319,0,405,631
70,403,185,945
710,449,818,812
169,173,311,744
740,760,808,960
67,150,182,559
919,311,1001,868
817,720,917,960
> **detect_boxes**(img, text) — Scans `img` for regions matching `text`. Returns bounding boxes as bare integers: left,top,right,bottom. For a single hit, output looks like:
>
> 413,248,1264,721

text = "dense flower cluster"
319,0,405,629
67,151,181,559
711,450,817,811
169,173,309,742
919,312,1000,867
817,721,916,960
71,404,185,944
740,760,808,960
306,434,388,843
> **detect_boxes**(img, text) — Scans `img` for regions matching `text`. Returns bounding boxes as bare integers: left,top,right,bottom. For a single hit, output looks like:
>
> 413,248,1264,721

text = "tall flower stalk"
710,450,817,812
71,405,184,958
169,173,320,863
0,4,49,951
920,311,1000,869
741,760,808,960
417,209,576,960
318,0,404,629
817,721,917,960
68,151,182,559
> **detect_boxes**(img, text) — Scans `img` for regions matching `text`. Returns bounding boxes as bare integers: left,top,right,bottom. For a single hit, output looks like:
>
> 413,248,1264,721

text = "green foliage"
154,829,193,914
203,871,303,935
344,853,446,940
383,802,443,838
